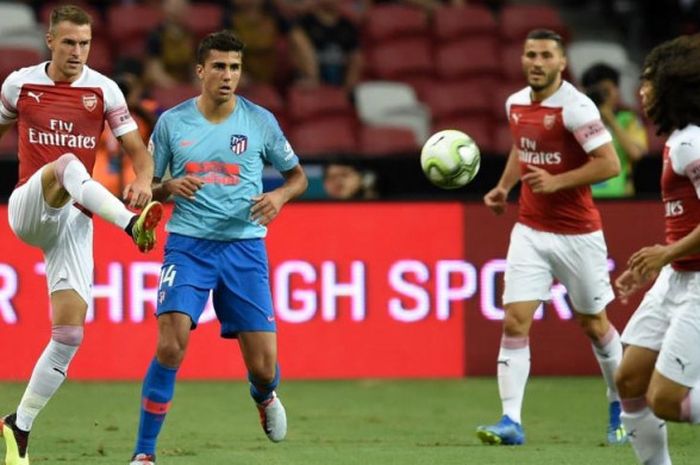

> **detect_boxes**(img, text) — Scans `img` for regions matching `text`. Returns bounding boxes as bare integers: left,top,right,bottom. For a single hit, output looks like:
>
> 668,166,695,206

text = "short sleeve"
263,113,298,172
563,95,612,153
672,135,700,198
103,77,138,137
0,72,20,125
150,116,172,179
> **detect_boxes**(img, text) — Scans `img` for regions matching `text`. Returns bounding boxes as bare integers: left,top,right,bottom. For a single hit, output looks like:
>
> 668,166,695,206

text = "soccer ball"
420,129,480,189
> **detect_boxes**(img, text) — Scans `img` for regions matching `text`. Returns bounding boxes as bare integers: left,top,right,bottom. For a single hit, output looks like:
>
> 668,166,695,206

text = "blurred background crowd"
0,0,698,201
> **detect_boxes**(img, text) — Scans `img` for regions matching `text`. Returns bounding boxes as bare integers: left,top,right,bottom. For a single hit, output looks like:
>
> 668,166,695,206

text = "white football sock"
680,386,700,424
16,340,79,431
497,336,530,424
591,326,623,403
60,158,133,228
621,406,672,465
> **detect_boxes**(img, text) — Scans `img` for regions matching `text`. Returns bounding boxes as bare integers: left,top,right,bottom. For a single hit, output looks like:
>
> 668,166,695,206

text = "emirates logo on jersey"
82,93,97,112
543,114,556,130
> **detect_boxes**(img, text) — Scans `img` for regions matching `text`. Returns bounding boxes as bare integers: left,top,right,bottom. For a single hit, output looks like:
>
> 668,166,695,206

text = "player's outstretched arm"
119,130,155,208
251,164,308,226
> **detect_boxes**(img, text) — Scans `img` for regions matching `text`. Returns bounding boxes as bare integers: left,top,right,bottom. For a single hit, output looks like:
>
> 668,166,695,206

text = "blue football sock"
249,363,280,404
134,358,178,455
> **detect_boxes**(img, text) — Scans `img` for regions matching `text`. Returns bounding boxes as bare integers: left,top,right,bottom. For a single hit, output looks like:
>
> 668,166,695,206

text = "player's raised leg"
131,313,191,465
45,153,163,252
239,332,287,442
575,311,626,444
476,300,539,445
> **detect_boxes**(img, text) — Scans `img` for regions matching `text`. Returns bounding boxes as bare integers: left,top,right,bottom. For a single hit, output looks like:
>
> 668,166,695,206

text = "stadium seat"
364,4,428,43
358,125,419,157
435,37,500,80
289,119,357,159
0,48,43,83
500,42,525,82
433,5,497,43
354,81,430,145
238,83,285,116
107,4,163,54
367,37,432,81
491,80,524,119
432,117,495,154
86,36,114,76
184,3,223,39
499,4,567,43
423,80,493,121
492,122,514,156
286,85,353,123
0,125,18,159
151,83,199,110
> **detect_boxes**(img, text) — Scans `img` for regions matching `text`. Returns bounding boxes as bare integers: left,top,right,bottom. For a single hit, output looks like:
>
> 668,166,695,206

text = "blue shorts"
156,233,276,338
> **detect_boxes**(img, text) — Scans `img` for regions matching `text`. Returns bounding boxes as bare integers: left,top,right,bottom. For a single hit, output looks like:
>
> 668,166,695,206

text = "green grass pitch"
1,378,698,464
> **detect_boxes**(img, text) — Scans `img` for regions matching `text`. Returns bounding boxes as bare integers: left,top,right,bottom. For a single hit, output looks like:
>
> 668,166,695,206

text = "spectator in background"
289,0,363,92
323,162,378,199
581,63,648,198
144,0,196,88
94,59,159,196
225,0,290,86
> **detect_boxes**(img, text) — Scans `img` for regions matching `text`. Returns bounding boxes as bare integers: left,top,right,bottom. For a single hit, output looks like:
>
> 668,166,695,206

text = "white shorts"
621,265,700,387
8,167,93,304
503,223,614,314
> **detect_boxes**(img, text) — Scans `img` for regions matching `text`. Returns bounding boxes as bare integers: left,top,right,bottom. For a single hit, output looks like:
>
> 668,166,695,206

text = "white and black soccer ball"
420,129,481,189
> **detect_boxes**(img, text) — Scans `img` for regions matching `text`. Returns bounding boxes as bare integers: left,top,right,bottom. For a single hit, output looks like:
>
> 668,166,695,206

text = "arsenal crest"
230,134,248,154
543,114,556,130
82,93,97,112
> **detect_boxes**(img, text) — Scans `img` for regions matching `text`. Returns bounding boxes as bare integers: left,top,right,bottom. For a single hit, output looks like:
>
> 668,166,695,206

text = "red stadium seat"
423,80,493,120
0,125,18,159
358,125,418,157
493,122,514,156
433,5,497,43
500,42,525,82
238,83,285,116
0,47,42,83
184,3,223,39
87,36,114,76
107,4,163,46
286,85,353,123
289,119,357,159
432,117,495,154
367,38,432,81
364,4,428,43
151,83,199,110
499,4,568,43
435,37,500,80
491,80,524,119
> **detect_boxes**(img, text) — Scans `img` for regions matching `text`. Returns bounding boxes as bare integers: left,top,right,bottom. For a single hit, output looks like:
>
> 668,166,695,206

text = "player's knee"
249,364,277,385
615,366,640,398
648,391,681,421
502,313,529,337
156,339,186,367
53,153,80,187
52,325,84,346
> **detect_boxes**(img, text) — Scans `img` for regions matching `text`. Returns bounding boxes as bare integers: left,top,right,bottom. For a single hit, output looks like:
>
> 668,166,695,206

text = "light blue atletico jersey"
150,96,299,241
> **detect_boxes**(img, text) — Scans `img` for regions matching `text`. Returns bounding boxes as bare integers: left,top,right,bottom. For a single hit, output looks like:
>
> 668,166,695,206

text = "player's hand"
164,176,205,201
628,244,669,278
250,191,285,226
483,186,508,215
614,268,651,304
123,176,153,209
521,165,560,194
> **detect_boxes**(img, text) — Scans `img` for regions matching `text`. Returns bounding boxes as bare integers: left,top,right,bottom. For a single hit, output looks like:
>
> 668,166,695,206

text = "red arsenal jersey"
506,81,612,234
0,62,138,187
661,124,700,271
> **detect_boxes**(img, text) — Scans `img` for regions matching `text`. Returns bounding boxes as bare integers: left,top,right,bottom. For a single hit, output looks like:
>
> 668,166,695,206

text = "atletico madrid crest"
230,134,248,154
